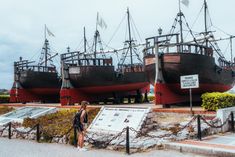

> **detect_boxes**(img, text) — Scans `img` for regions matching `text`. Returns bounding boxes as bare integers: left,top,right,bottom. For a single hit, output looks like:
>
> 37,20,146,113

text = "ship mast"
230,36,233,62
127,8,133,66
94,13,99,60
43,25,49,67
178,0,184,43
84,27,87,53
44,39,49,67
204,0,208,47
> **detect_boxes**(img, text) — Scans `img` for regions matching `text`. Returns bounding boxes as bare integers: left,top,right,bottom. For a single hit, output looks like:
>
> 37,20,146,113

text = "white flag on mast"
181,0,189,7
97,13,107,29
45,25,55,37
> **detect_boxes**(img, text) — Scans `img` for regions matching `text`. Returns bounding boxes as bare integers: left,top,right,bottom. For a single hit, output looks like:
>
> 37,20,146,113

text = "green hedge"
201,92,235,111
0,95,10,103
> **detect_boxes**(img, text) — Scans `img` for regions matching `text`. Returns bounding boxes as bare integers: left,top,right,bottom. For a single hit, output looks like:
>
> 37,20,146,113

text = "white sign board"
88,107,151,136
180,74,199,89
0,107,57,125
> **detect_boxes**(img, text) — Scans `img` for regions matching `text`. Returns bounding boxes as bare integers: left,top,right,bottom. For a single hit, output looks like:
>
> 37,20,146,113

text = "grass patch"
22,108,100,144
0,106,14,115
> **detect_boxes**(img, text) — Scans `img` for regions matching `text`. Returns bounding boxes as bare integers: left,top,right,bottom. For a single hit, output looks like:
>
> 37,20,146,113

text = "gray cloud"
0,0,234,89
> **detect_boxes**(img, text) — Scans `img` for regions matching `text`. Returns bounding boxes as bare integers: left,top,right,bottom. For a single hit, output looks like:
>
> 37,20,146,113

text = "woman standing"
73,101,89,151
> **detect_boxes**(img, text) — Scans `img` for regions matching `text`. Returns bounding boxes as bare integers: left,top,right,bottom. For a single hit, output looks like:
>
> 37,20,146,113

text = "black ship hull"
10,70,61,103
61,64,150,105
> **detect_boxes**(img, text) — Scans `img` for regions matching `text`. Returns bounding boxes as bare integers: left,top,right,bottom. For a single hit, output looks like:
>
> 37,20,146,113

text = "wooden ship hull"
144,52,235,105
10,67,61,103
60,56,150,105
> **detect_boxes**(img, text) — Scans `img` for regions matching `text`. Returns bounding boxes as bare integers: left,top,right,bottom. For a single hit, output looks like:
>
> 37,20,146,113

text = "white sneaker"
79,147,88,151
77,146,81,150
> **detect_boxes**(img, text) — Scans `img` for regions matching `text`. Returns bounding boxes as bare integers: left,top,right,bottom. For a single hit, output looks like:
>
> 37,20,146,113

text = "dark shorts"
75,124,84,132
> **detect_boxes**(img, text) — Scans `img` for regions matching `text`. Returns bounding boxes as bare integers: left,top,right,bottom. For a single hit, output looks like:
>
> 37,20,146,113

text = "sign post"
180,74,199,115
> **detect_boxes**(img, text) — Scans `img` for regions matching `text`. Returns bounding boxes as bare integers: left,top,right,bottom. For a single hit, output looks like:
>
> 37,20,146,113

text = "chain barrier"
200,115,230,129
0,112,233,151
129,116,197,139
84,116,197,149
85,127,127,148
0,124,9,136
40,125,73,139
11,124,38,135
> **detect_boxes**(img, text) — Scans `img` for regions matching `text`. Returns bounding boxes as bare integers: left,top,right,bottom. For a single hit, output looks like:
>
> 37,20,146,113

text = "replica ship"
144,0,235,105
10,29,61,103
60,9,150,105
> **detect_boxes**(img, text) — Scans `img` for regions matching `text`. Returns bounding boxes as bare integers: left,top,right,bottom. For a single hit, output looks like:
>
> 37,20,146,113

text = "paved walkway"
0,138,207,157
166,133,235,157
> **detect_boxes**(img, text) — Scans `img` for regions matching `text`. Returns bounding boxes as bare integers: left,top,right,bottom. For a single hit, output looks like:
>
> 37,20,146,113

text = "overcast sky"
0,0,235,89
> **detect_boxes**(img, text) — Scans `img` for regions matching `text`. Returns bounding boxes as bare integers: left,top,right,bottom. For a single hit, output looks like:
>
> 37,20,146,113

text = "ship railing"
218,57,235,69
144,34,213,57
117,63,144,73
64,58,113,67
144,42,213,57
16,65,57,73
144,33,179,56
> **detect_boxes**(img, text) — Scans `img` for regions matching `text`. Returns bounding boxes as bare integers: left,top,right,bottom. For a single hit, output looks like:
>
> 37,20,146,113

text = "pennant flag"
181,0,189,7
97,13,107,29
45,25,55,37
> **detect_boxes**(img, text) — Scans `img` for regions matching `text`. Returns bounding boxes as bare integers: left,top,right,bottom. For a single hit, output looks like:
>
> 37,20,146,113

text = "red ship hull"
60,82,150,105
154,82,232,104
10,88,60,103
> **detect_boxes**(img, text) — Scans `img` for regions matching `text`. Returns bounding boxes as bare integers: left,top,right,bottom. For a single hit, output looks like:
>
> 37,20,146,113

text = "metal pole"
144,90,149,103
197,115,202,140
74,126,77,147
231,112,234,133
8,122,11,139
36,124,40,142
126,126,130,155
189,88,193,115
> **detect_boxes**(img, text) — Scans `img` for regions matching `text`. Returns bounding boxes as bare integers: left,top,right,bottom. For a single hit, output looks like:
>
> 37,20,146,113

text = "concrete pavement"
0,138,207,157
165,133,235,157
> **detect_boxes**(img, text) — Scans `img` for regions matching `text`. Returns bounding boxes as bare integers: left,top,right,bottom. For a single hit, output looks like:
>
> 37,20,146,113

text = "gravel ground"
0,138,208,157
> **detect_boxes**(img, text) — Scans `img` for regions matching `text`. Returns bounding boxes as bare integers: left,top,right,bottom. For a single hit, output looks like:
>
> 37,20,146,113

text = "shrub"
22,108,100,144
148,95,155,102
201,92,235,111
0,95,10,103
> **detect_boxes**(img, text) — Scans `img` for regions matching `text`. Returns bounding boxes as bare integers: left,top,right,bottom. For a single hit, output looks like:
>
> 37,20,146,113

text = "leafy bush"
201,92,235,111
148,95,155,102
0,106,14,115
0,95,10,103
22,108,100,144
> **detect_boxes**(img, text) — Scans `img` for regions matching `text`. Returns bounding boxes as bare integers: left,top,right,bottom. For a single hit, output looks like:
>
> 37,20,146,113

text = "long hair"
80,101,89,110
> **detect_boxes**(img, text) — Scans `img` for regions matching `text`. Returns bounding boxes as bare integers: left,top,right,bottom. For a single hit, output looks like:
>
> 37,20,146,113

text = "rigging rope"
104,13,127,50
